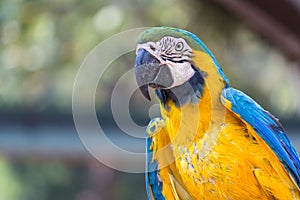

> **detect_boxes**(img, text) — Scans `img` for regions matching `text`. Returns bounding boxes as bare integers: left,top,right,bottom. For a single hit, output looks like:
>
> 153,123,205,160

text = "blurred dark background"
0,0,300,199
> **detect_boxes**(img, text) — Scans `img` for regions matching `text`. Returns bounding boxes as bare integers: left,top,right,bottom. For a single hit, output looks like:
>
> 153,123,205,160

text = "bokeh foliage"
1,0,299,117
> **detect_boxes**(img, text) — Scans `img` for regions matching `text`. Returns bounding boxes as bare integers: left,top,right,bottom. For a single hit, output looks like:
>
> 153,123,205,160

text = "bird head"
135,27,229,107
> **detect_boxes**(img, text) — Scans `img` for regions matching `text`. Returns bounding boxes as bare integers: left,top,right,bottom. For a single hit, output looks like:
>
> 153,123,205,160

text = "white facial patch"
136,36,195,89
166,60,195,88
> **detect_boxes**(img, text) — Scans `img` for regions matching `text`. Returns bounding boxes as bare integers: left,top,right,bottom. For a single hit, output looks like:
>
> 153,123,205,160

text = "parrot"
134,27,300,200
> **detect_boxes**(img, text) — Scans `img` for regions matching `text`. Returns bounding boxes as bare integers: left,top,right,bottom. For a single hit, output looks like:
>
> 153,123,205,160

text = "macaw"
134,27,300,200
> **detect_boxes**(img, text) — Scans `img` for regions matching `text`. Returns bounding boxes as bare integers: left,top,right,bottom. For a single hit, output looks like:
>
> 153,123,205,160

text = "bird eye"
175,42,184,51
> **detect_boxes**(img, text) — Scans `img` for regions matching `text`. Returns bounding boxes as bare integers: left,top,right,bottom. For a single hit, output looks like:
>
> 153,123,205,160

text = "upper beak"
135,48,174,101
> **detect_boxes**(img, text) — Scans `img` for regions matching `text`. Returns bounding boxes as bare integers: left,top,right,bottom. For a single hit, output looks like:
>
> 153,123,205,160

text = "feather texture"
136,27,300,200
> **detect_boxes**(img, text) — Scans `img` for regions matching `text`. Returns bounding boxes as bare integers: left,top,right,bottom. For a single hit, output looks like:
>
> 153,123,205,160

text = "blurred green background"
0,0,299,199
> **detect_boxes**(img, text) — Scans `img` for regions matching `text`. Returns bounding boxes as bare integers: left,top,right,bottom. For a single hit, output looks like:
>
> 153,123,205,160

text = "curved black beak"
135,48,173,101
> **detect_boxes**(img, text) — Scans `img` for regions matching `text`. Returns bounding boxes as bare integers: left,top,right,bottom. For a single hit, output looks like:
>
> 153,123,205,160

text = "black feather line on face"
155,65,205,108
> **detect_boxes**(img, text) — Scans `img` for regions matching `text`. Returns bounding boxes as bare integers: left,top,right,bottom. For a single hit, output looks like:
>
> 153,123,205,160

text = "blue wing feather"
146,135,166,200
222,87,300,187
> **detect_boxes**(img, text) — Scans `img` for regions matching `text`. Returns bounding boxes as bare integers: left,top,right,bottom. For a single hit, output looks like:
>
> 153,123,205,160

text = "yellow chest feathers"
157,88,299,199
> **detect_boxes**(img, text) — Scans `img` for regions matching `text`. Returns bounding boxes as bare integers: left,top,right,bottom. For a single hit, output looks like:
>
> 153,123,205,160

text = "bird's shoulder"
220,87,300,188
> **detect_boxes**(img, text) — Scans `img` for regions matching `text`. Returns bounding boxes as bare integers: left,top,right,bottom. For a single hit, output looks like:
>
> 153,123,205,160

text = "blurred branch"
211,0,300,61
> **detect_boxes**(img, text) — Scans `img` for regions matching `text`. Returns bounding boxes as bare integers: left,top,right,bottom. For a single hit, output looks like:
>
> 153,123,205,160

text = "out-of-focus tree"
0,0,299,118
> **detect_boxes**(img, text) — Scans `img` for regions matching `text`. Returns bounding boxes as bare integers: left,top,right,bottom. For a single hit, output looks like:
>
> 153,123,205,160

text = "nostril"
149,45,156,51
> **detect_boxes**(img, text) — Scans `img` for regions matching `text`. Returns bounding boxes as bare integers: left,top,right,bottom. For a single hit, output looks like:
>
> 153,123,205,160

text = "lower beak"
135,48,174,101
